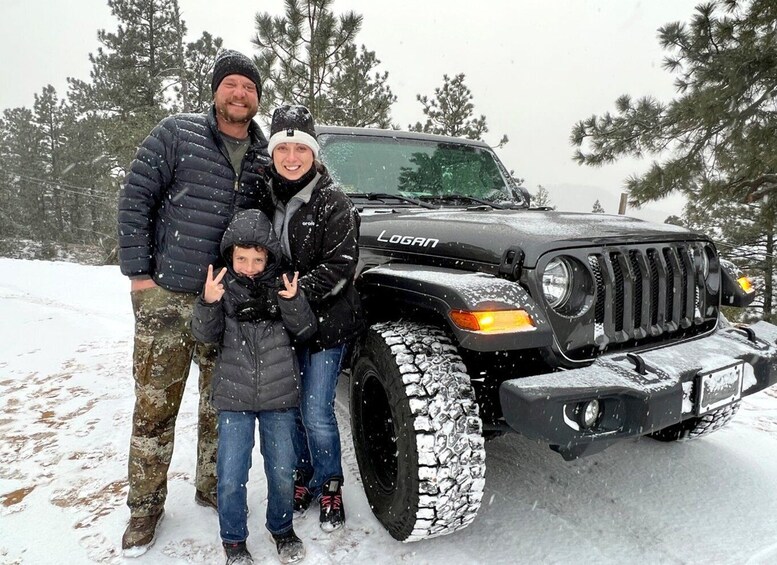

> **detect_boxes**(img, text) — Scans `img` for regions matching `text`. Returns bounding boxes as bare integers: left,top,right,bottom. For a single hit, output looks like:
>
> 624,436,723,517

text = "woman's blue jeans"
293,343,347,497
217,409,298,542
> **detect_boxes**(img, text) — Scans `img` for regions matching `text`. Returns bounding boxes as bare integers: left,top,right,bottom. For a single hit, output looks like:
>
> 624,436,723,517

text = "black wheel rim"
360,369,398,493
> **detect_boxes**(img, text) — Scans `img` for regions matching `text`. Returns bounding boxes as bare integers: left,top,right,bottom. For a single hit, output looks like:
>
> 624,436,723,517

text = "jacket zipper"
253,322,261,409
228,156,244,215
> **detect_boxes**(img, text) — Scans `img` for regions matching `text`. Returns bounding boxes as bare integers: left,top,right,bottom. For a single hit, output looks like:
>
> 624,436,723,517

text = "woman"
267,104,362,532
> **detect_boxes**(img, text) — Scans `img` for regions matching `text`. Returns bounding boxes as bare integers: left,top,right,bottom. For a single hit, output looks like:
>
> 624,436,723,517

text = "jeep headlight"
541,256,595,316
542,257,572,309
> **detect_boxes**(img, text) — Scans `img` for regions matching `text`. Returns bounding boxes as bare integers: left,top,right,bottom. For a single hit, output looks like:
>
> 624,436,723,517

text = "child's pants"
217,408,299,542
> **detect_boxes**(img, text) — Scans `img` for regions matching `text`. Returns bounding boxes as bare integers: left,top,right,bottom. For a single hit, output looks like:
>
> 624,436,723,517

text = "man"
117,49,274,556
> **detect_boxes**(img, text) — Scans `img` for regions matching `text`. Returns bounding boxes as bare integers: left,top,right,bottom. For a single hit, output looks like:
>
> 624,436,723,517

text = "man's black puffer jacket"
118,106,273,293
191,209,317,412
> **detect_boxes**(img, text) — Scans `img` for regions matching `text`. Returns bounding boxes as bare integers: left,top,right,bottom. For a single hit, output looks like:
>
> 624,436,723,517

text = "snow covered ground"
2,257,777,565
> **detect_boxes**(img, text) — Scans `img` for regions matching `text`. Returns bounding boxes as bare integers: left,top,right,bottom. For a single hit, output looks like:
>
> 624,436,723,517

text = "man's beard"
216,99,257,124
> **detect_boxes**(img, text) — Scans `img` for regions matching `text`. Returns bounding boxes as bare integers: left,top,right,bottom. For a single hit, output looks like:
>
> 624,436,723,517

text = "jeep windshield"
317,131,528,207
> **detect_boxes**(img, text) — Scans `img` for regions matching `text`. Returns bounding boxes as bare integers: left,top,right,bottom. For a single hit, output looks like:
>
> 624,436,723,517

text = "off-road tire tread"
352,321,486,542
649,401,741,442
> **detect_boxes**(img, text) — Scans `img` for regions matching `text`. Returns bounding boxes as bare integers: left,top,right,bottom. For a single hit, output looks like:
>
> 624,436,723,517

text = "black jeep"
316,126,777,542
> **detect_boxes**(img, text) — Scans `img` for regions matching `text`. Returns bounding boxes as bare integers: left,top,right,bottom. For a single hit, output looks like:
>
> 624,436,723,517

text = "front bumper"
499,321,777,459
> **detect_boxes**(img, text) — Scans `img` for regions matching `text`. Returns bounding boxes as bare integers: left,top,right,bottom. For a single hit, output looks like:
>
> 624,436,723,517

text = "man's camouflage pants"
127,285,218,517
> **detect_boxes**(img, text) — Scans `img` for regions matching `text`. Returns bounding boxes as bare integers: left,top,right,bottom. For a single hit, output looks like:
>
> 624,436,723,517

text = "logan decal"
377,230,439,248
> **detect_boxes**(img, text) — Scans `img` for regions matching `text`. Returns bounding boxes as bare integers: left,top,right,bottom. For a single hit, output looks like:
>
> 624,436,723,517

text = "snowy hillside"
1,258,777,564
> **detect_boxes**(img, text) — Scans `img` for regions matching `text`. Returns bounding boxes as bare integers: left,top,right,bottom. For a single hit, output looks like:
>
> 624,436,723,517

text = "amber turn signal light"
449,309,535,333
738,276,754,293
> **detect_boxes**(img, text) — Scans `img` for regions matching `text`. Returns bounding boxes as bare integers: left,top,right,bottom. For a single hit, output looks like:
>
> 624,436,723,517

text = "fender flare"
358,263,553,351
720,258,755,308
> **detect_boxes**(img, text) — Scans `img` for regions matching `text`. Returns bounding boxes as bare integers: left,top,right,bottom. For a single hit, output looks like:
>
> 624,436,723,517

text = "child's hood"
220,209,283,282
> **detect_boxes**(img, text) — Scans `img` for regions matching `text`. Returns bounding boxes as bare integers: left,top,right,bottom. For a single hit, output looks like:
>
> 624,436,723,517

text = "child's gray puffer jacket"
191,209,317,412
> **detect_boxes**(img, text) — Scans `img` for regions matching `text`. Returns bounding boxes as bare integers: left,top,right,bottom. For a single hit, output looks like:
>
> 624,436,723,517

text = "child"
192,208,316,565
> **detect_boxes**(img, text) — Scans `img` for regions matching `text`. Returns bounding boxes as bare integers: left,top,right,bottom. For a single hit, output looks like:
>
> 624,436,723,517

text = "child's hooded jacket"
191,209,316,412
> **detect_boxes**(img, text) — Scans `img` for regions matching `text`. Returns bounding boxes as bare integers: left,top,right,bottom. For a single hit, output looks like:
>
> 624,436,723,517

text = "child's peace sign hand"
278,272,299,299
203,264,227,303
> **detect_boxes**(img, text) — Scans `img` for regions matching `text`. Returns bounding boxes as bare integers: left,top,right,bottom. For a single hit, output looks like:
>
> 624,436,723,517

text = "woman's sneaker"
293,471,312,516
319,478,345,532
272,529,305,564
223,541,253,565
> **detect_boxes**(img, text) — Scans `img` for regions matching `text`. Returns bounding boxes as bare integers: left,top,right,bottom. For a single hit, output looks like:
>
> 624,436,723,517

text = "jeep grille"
555,243,717,360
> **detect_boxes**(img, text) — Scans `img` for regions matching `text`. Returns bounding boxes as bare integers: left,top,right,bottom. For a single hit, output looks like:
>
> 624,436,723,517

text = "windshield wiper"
418,194,505,209
345,192,437,209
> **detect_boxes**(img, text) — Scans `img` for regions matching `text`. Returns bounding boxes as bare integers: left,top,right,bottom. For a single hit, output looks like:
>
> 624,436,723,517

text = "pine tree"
409,73,508,147
178,32,223,113
532,185,554,209
325,43,394,128
0,0,224,258
4,85,119,248
592,199,605,213
571,0,777,206
1,92,137,255
59,113,119,250
570,0,777,318
68,0,187,168
32,86,70,237
0,107,44,240
252,0,395,126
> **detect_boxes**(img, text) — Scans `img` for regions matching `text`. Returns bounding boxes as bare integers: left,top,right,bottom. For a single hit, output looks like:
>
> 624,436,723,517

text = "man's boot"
121,509,164,557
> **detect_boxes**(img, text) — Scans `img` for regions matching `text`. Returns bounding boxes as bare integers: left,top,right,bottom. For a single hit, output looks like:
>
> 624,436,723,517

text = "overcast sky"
0,0,701,222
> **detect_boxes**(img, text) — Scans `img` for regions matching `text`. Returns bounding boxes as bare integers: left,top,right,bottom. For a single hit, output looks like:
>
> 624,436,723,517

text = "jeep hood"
359,208,702,268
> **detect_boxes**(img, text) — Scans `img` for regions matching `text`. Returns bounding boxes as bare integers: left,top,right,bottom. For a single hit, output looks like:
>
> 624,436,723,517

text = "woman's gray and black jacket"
118,106,274,293
271,164,363,351
191,209,317,412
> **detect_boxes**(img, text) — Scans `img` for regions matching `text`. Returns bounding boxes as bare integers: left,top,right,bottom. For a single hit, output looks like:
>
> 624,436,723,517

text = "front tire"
649,402,741,442
350,321,486,542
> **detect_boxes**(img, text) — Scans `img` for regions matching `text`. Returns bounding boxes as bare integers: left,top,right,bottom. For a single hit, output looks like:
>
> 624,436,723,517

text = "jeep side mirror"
514,185,531,206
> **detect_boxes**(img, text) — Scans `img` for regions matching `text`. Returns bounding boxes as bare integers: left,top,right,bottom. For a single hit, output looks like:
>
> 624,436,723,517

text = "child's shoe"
272,529,305,564
223,541,253,565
